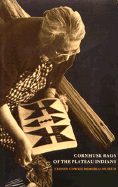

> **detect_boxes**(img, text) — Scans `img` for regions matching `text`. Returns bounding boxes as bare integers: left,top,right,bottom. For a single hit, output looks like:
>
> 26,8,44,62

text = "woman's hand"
59,95,68,112
0,104,33,166
26,182,37,187
44,88,56,98
15,136,32,166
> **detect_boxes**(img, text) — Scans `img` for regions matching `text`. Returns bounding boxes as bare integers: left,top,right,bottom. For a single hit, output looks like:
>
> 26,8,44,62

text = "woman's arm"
0,104,32,166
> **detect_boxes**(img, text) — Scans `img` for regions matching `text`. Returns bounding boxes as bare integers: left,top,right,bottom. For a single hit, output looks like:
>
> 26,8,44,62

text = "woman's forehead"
57,39,81,51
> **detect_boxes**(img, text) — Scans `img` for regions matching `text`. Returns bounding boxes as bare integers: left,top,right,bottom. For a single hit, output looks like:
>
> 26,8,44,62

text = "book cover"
0,0,118,186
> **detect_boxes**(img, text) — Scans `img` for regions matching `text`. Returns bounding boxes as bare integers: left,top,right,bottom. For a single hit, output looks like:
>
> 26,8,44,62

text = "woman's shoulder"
3,17,43,39
4,17,43,27
10,17,43,28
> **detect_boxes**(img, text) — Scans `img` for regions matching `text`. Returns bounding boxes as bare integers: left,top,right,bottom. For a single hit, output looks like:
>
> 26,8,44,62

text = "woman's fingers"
24,152,32,166
15,149,32,166
26,182,37,187
26,150,32,162
20,151,32,166
14,136,33,166
65,104,68,112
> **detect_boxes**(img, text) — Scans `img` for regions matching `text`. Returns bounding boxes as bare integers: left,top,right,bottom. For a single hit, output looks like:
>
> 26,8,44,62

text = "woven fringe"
4,178,25,187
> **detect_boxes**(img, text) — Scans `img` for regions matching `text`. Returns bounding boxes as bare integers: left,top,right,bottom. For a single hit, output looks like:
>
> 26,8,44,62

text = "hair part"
39,6,86,47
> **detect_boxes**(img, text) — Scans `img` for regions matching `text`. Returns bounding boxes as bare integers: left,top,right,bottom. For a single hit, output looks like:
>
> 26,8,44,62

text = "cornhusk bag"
18,97,76,187
18,98,77,155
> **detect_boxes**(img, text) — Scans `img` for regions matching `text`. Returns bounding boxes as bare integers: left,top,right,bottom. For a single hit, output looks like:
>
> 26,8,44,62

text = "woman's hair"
39,6,86,47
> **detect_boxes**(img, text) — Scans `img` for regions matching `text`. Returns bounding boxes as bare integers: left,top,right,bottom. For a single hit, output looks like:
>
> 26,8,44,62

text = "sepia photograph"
0,0,118,186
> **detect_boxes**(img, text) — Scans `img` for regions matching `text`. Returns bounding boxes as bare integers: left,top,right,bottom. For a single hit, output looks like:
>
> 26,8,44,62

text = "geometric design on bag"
42,99,56,107
23,101,63,120
24,108,43,119
22,100,56,119
18,98,77,154
51,116,65,123
24,119,41,127
46,107,63,114
26,125,75,147
20,103,40,110
52,125,75,143
24,116,65,127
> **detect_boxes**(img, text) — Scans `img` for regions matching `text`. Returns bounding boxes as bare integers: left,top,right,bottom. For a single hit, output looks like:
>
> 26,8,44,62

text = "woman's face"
42,40,81,64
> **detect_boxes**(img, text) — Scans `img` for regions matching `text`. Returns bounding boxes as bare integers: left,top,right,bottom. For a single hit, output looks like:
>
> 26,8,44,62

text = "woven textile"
25,155,52,187
0,59,53,151
4,178,26,187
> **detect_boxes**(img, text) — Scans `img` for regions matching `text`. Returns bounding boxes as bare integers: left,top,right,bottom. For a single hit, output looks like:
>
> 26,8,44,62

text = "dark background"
12,0,118,186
